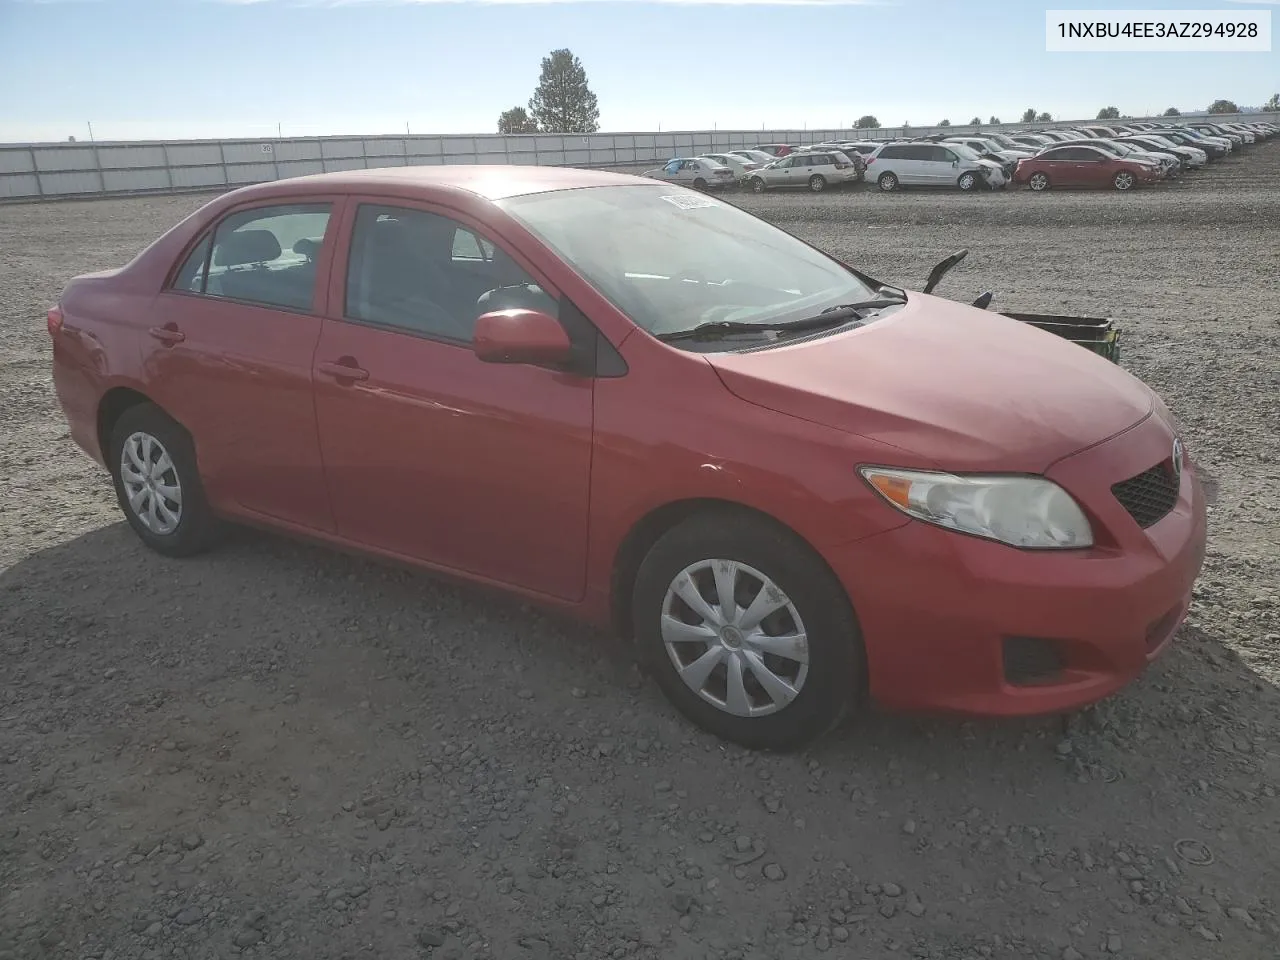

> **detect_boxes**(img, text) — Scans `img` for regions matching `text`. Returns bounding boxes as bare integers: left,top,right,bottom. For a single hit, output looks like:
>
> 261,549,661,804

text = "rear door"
144,200,339,531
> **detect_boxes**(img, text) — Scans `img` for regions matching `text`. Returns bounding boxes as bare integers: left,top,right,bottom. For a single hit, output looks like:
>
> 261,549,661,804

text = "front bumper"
824,413,1207,717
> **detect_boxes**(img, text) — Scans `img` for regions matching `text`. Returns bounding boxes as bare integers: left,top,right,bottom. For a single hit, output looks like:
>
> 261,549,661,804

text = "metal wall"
2,113,1277,202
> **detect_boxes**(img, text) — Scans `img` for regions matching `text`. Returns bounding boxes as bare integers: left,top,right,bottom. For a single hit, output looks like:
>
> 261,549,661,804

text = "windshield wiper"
657,295,906,343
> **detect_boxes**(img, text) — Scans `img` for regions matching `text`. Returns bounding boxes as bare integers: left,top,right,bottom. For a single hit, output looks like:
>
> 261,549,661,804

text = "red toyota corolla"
49,166,1206,750
1014,144,1163,191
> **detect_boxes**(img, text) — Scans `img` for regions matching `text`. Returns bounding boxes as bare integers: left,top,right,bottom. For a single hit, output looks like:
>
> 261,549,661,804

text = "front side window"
344,204,557,343
179,203,332,311
498,184,876,341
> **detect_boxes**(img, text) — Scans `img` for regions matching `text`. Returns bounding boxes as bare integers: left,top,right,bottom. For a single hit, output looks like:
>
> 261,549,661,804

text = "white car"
943,136,1035,163
746,149,862,193
866,141,1007,192
699,152,763,182
727,149,778,166
642,157,737,191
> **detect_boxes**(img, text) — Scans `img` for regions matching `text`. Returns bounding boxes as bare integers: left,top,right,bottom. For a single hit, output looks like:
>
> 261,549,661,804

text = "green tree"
1263,93,1279,111
969,116,982,125
1163,106,1181,117
1021,108,1037,123
989,115,1001,124
1207,99,1239,114
497,106,537,134
939,118,951,127
528,48,600,133
1037,111,1053,122
1096,105,1120,120
855,115,879,129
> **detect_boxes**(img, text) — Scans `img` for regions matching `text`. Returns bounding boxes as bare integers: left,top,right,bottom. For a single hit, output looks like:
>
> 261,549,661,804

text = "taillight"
47,305,64,339
866,157,875,164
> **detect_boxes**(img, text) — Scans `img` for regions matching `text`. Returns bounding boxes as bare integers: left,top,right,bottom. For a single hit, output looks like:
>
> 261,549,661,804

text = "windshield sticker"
659,193,718,210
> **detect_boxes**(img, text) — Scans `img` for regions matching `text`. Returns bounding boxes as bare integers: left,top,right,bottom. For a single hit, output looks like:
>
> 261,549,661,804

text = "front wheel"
632,512,864,751
957,171,979,191
750,177,766,193
808,174,827,192
1113,170,1135,191
1028,171,1050,191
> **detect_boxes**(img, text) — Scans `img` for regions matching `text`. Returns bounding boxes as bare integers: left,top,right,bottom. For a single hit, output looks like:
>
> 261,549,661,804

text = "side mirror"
473,309,573,367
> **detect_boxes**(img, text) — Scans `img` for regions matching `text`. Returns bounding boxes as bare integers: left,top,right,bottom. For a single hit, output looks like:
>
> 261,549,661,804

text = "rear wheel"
808,174,827,192
877,171,899,192
632,512,864,751
1113,170,1135,191
1028,171,1050,191
693,177,708,191
108,402,218,557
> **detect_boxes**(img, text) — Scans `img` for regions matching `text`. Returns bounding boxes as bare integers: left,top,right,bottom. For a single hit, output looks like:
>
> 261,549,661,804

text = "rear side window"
179,203,332,312
877,145,906,160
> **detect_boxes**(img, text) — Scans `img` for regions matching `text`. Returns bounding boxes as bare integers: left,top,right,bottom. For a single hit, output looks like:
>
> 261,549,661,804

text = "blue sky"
0,0,1275,142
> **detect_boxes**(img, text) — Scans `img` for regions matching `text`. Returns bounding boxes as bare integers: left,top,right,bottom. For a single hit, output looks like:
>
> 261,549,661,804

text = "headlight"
859,467,1094,549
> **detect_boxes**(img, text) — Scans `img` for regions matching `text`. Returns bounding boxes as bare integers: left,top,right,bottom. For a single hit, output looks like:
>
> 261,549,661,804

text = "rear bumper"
824,412,1207,717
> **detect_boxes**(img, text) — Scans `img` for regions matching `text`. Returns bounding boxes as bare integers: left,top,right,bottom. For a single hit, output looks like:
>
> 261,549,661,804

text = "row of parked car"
641,118,1276,195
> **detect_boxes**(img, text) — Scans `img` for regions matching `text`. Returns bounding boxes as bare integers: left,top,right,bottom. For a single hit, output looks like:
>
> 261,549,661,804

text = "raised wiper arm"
657,297,906,343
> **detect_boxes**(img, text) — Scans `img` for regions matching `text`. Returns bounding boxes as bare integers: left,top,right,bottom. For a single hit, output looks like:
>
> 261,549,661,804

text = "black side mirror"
923,249,969,295
972,291,993,310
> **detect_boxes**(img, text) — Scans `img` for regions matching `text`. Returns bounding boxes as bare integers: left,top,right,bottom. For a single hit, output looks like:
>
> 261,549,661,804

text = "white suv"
746,149,862,193
865,142,1006,192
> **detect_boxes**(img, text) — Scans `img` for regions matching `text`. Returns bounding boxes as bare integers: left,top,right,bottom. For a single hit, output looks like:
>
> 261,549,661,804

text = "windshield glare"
498,185,876,339
949,143,982,161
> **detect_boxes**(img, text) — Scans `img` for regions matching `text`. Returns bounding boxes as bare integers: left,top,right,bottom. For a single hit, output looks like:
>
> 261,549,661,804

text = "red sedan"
49,166,1206,750
1014,145,1163,191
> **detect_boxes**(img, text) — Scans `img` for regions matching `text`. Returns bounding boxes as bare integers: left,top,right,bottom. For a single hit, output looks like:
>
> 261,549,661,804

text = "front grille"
1112,461,1179,528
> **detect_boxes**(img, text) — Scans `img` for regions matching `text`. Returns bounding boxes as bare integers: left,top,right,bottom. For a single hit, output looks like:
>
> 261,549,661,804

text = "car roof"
218,164,651,204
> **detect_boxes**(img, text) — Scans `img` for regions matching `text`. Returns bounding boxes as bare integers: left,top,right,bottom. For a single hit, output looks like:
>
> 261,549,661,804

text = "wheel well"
97,387,152,462
609,498,838,640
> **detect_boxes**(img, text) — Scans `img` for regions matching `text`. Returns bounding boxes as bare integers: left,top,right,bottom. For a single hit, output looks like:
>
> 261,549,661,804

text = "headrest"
214,229,281,267
293,237,322,260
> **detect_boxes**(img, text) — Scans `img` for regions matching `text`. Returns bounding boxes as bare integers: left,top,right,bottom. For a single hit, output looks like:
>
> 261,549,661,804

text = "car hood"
704,293,1153,473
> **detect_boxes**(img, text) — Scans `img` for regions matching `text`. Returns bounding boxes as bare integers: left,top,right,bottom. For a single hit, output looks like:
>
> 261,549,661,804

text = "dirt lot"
2,146,1278,960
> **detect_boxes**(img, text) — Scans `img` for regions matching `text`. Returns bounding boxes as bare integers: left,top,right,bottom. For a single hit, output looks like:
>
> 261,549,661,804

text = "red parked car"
49,166,1206,750
1014,145,1162,191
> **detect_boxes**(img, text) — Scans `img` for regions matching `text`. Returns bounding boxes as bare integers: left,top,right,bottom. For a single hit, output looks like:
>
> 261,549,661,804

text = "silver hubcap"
1031,174,1047,190
1116,173,1133,189
661,559,809,718
960,175,974,189
120,431,182,535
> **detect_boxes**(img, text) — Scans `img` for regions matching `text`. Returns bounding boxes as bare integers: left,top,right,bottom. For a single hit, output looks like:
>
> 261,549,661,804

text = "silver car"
642,157,737,191
746,149,862,193
866,141,1006,192
699,152,764,183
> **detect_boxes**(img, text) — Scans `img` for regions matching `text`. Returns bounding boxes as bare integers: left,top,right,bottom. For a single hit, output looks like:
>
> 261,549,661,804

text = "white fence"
2,113,1276,202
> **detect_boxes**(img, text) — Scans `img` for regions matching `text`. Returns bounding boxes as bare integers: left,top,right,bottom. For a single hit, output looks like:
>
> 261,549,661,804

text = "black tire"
631,511,864,751
957,171,979,191
108,402,219,558
808,174,827,192
750,177,766,193
877,171,898,192
693,178,708,191
1113,170,1135,191
1028,171,1050,192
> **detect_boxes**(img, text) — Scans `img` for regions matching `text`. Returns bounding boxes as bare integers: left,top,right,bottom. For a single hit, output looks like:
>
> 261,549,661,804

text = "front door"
311,199,595,601
142,200,338,531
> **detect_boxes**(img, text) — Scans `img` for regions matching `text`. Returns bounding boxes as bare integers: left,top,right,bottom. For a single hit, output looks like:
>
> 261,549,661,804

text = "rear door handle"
148,324,185,344
316,359,369,382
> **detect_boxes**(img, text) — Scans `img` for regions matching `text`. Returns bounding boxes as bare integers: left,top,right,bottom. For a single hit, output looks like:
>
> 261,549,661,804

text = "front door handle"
148,324,185,344
316,358,369,382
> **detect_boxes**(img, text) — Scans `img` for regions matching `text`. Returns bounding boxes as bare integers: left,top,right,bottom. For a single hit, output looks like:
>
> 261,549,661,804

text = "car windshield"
948,143,983,161
498,184,877,339
984,134,1019,148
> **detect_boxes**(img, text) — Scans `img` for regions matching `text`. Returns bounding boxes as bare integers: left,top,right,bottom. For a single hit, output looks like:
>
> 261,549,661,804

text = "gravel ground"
2,145,1278,960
